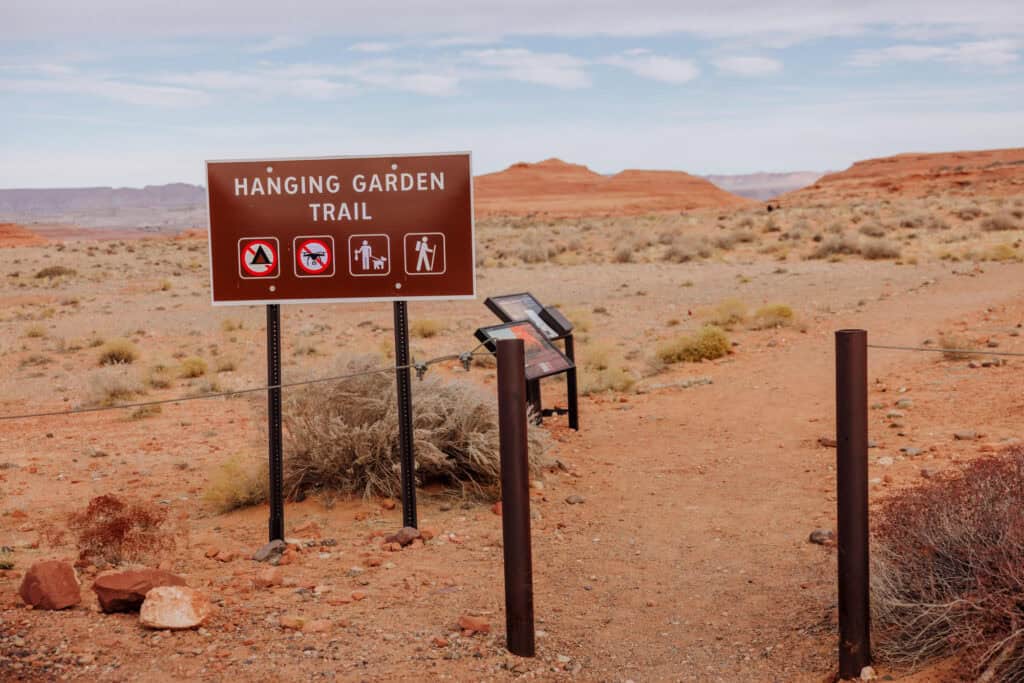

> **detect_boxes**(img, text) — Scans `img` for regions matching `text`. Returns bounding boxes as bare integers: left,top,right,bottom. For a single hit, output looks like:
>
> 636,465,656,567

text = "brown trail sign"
206,152,474,305
206,152,475,538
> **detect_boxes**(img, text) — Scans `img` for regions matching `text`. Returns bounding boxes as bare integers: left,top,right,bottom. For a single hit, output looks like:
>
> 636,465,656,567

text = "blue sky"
1,1,1022,187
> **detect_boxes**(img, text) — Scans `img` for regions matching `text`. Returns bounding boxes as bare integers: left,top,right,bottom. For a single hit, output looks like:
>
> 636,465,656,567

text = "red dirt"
782,147,1024,204
0,223,46,248
474,158,753,217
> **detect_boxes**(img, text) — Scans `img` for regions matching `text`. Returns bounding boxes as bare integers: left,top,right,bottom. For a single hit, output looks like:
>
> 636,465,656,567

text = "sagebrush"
281,357,549,501
873,447,1024,681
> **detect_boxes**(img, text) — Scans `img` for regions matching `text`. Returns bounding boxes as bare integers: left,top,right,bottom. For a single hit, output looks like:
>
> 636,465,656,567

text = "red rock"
139,586,211,630
351,591,367,601
432,636,449,647
291,520,322,537
19,560,81,610
381,498,396,510
384,526,421,547
382,542,402,552
491,501,502,516
204,547,219,559
419,528,436,541
254,567,283,589
457,614,491,634
92,569,185,613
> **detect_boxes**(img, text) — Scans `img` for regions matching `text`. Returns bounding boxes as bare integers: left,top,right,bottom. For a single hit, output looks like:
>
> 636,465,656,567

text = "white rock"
140,586,211,630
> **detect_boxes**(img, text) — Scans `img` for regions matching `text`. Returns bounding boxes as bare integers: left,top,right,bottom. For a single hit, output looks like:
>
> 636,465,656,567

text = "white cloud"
463,48,590,88
350,42,395,53
5,2,1024,44
0,74,207,107
850,39,1019,67
603,51,699,84
714,56,783,76
245,35,307,53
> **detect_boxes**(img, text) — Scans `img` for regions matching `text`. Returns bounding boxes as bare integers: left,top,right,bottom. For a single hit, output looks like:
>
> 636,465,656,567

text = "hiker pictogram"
348,234,391,277
294,236,335,277
404,233,446,275
239,238,279,278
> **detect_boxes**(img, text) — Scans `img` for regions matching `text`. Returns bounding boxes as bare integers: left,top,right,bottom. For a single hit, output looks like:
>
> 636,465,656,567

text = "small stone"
876,456,894,466
557,654,571,664
491,501,502,516
900,447,922,457
347,566,365,577
954,431,978,441
565,495,585,505
432,636,449,648
279,615,305,630
291,520,322,538
140,586,211,630
457,614,491,634
809,529,835,545
19,560,81,610
351,591,367,601
381,498,397,510
895,399,913,408
252,540,287,563
254,567,283,589
817,437,837,448
384,527,421,547
92,569,185,613
885,411,904,419
921,468,936,479
860,665,877,680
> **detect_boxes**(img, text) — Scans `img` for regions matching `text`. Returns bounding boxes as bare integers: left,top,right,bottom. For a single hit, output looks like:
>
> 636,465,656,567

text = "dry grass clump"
810,235,860,259
24,324,47,338
656,325,730,364
706,299,747,329
97,338,139,366
204,455,269,513
86,366,145,406
146,362,175,389
179,356,208,378
861,238,902,260
34,265,76,279
578,342,635,395
281,357,549,501
858,222,887,238
68,494,176,567
873,448,1024,680
663,236,712,263
937,331,982,360
410,318,445,338
748,304,795,330
981,212,1019,232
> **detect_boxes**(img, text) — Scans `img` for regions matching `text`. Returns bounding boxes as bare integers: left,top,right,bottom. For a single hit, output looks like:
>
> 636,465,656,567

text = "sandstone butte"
780,147,1024,204
473,158,753,217
0,223,47,248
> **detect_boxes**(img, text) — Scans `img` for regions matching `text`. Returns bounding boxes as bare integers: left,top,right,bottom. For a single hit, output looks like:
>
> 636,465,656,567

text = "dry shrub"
410,318,444,338
98,338,139,365
707,299,747,329
68,494,176,567
282,357,549,501
861,238,902,260
873,448,1024,680
749,304,795,330
810,235,860,259
179,356,207,378
146,362,175,389
578,342,635,395
35,265,76,279
24,324,47,338
984,244,1019,262
204,455,269,512
937,331,982,360
859,222,887,238
663,236,712,263
86,366,145,406
656,325,730,364
982,212,1019,232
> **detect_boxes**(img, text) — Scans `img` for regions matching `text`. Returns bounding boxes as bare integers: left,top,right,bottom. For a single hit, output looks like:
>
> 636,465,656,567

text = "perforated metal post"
266,304,284,542
497,338,535,657
393,301,418,528
836,329,871,679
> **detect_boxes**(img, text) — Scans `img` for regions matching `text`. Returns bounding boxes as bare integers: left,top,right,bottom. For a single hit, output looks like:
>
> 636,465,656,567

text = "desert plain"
1,148,1024,681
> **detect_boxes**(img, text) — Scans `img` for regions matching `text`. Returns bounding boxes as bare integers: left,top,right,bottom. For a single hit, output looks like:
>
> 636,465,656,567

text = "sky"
1,1,1022,188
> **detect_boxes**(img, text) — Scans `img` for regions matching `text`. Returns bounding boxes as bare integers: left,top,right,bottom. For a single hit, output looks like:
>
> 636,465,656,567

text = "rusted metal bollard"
496,339,536,657
835,329,871,678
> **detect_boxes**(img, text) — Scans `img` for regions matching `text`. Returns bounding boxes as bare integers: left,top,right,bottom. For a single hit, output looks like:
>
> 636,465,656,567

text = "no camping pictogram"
294,236,335,277
239,238,279,279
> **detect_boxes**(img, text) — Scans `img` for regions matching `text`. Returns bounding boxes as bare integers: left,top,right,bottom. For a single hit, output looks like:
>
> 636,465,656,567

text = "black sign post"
266,304,285,541
393,301,418,529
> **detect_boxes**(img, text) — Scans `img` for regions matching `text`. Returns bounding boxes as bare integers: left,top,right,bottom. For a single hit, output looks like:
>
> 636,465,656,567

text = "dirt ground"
1,214,1023,683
